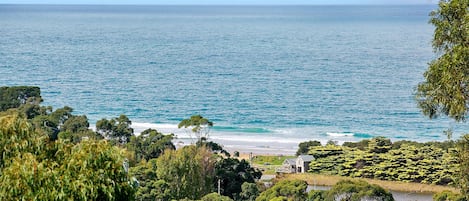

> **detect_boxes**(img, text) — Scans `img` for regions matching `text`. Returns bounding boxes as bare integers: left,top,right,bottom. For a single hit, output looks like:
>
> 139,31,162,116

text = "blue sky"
0,0,437,5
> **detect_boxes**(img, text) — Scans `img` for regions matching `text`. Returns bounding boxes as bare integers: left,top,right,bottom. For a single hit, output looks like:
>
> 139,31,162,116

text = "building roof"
284,158,296,165
298,155,315,162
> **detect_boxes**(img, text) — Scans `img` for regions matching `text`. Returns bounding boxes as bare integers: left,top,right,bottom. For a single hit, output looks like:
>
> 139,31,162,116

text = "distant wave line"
326,132,373,138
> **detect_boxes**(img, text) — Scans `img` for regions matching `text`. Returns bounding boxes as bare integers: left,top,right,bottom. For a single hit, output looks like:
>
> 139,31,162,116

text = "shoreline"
174,137,299,156
129,122,463,158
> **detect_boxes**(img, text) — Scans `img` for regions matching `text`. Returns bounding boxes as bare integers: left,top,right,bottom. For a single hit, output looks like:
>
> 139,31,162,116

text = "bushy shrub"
305,137,458,185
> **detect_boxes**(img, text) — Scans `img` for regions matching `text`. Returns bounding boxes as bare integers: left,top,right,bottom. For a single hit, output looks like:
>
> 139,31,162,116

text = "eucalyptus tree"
0,110,45,171
415,0,469,197
416,0,469,121
239,182,260,201
127,128,175,162
156,145,216,200
178,115,213,142
96,114,134,144
255,180,308,201
214,158,262,199
326,180,394,201
0,111,136,200
0,86,41,112
129,159,172,201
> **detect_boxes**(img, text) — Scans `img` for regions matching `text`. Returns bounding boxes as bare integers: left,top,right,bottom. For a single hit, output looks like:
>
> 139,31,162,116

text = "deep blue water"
1,4,466,146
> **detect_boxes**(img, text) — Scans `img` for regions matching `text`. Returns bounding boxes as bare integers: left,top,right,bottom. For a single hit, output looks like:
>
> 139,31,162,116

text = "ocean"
0,4,465,154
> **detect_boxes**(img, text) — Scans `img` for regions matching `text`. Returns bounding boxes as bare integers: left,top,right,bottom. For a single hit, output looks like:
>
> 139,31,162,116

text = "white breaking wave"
89,121,371,154
132,122,178,129
326,132,355,137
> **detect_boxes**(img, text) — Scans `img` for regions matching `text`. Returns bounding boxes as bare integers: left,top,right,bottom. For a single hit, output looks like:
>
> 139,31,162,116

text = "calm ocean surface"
1,5,466,152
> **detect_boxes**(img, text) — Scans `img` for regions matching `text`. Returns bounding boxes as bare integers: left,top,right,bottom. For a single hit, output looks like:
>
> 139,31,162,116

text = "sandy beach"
174,137,298,156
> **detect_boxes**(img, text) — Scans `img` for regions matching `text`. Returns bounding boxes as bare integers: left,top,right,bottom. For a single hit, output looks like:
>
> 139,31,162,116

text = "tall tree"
255,180,308,201
130,159,172,201
416,0,469,121
214,158,262,199
0,111,136,200
239,182,260,201
0,86,41,112
296,140,322,156
178,115,213,142
326,180,394,201
58,115,102,143
96,114,134,144
456,135,469,196
0,110,45,171
31,106,75,141
127,128,175,162
415,0,469,198
156,145,216,200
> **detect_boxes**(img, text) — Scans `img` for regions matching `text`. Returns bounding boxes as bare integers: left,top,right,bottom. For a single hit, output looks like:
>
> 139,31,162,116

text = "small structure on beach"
296,155,315,173
276,155,315,173
281,158,297,173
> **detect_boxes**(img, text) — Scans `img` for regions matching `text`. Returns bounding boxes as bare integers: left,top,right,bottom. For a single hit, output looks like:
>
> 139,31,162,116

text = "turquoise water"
1,5,466,149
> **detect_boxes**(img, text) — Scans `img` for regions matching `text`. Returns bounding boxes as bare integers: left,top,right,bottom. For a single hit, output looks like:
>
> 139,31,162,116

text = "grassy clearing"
249,155,295,174
251,155,295,166
281,173,460,194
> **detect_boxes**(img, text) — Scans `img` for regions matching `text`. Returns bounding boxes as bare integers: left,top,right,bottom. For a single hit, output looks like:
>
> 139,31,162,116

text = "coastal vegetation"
295,136,469,199
0,86,463,200
0,111,135,200
0,86,263,200
255,179,394,201
306,137,457,185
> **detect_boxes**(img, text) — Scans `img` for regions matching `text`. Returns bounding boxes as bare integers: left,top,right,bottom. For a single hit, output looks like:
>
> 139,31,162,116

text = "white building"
276,155,315,173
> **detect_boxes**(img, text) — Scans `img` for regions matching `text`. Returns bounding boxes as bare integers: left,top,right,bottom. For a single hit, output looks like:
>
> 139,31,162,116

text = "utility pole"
218,179,221,195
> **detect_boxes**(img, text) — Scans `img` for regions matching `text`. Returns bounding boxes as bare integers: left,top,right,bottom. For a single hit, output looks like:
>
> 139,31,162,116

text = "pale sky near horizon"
0,0,437,5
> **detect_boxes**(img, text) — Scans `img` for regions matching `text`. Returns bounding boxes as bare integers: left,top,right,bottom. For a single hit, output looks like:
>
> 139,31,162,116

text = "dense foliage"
296,140,321,156
0,112,135,200
455,134,469,196
147,143,262,201
308,137,457,185
416,0,469,122
433,190,466,201
256,180,308,201
239,182,261,201
415,0,469,198
0,86,266,200
215,158,262,199
200,193,235,201
156,145,216,200
0,86,41,112
127,128,175,162
326,180,394,201
255,179,393,201
96,114,134,144
178,114,213,142
129,159,172,201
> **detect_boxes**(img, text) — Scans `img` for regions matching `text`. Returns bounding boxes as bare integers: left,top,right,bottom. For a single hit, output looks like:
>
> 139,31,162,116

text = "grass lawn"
281,173,460,194
249,155,295,174
251,155,296,166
